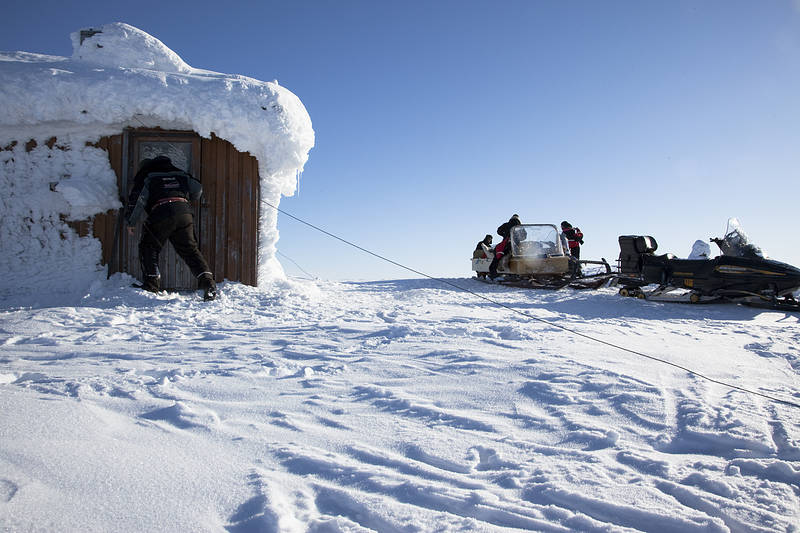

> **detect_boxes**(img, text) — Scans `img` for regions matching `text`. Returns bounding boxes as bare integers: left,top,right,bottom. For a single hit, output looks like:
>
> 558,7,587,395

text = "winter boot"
141,275,161,293
198,272,217,301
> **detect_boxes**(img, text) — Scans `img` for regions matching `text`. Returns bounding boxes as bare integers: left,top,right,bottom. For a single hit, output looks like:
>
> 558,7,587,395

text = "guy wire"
265,200,800,411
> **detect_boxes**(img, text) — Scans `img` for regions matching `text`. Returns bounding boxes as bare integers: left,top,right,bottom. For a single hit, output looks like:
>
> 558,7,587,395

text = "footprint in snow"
226,470,315,533
616,450,670,478
140,401,219,431
0,479,18,502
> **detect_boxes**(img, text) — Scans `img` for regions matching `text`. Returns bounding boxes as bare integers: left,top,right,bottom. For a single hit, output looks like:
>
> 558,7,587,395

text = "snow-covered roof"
0,22,314,197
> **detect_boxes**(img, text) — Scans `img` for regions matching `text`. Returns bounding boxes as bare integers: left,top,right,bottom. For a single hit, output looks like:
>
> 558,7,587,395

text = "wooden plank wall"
199,134,259,286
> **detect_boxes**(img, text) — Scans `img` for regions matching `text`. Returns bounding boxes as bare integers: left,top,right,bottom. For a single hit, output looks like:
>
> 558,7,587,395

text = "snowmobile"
616,218,800,311
472,223,613,289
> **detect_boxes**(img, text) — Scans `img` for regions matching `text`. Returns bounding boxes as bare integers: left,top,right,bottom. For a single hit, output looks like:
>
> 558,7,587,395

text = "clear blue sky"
3,1,799,280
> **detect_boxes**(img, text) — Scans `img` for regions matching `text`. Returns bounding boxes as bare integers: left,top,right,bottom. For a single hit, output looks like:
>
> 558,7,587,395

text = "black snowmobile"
616,219,800,311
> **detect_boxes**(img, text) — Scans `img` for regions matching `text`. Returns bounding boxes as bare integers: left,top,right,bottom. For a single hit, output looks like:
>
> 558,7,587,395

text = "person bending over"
125,156,217,301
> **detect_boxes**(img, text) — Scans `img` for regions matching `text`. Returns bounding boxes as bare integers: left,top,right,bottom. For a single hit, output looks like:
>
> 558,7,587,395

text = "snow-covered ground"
1,276,798,532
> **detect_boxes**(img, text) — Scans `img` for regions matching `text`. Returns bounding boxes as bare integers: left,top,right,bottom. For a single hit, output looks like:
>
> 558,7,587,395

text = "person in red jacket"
560,221,583,260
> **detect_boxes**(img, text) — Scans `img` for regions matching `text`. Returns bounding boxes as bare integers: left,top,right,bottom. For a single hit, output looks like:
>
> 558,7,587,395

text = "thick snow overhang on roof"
0,23,314,287
0,22,314,197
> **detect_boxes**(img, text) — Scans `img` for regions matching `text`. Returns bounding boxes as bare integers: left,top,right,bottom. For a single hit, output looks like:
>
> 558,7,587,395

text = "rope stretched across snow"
265,200,800,412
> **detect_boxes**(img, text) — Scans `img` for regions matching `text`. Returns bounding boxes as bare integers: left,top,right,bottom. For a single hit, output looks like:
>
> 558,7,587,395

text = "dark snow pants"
568,246,581,276
139,203,210,280
488,238,509,279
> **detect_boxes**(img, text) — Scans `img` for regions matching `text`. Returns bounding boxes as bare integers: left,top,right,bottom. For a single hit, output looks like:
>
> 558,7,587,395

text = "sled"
471,224,613,290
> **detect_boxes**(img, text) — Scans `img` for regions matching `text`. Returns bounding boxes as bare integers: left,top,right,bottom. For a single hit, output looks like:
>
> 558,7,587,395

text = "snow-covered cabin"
0,23,313,300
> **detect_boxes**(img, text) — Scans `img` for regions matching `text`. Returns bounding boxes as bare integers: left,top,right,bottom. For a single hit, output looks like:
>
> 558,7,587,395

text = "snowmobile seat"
640,253,675,285
636,236,657,253
618,235,658,275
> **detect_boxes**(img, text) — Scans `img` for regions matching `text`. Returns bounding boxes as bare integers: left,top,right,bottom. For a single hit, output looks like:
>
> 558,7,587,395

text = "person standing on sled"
560,221,583,260
489,214,521,280
125,156,217,300
560,220,584,277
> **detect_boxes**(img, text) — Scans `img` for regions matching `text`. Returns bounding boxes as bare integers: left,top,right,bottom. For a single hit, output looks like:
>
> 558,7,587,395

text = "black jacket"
562,227,584,246
125,157,202,225
497,215,521,238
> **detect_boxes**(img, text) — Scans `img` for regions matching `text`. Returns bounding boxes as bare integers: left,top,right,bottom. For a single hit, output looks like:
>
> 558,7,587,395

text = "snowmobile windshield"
716,218,765,259
510,224,566,258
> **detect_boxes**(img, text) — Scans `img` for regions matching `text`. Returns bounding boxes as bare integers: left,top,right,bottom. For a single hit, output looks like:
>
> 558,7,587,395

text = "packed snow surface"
1,277,798,532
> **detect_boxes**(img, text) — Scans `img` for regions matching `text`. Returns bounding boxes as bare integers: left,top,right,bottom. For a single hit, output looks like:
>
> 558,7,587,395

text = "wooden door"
105,129,260,288
122,131,202,290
